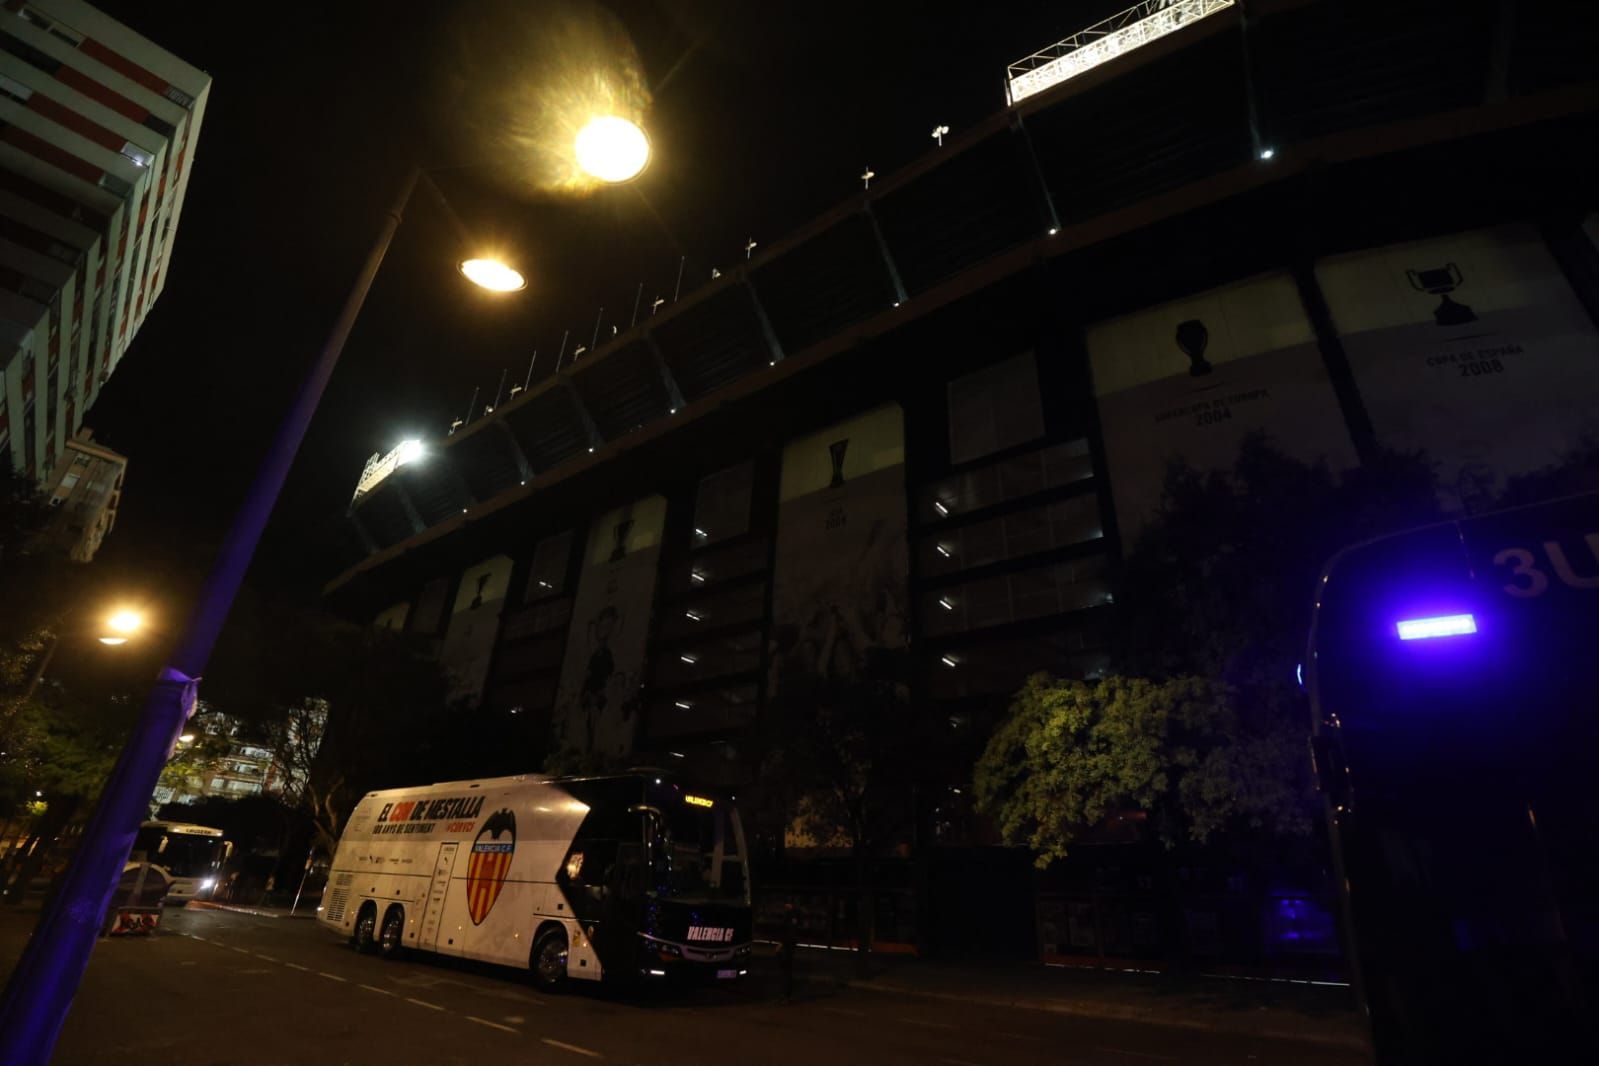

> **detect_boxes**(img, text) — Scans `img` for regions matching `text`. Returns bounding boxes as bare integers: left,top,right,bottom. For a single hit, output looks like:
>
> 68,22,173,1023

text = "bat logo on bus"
466,809,516,926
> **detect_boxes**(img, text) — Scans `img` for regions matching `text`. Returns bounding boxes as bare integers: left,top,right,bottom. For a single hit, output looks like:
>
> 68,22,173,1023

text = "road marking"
358,984,397,997
318,971,348,983
188,935,207,942
1099,1050,1176,1062
897,1016,956,1030
253,953,278,962
468,1015,520,1034
820,1006,867,1018
541,1037,602,1058
285,962,311,972
229,947,251,955
406,997,445,1012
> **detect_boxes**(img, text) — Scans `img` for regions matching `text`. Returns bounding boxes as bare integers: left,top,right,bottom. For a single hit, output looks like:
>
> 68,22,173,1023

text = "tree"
753,648,922,970
975,673,1308,867
976,437,1443,870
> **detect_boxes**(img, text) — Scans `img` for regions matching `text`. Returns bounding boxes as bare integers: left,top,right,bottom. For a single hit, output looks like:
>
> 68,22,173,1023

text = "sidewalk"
769,946,1370,1052
183,900,317,919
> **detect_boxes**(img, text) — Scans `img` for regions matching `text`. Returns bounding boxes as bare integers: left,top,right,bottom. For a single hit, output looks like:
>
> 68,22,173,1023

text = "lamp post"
0,167,522,1064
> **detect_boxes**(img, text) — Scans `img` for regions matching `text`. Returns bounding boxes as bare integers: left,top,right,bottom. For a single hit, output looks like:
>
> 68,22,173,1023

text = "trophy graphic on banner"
610,517,633,562
1406,263,1477,326
1174,319,1213,377
828,439,850,488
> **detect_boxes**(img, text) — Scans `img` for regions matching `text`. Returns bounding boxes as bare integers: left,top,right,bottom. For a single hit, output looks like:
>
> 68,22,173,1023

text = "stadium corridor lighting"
458,258,527,292
1396,614,1478,640
575,116,650,183
1004,0,1237,106
395,439,425,466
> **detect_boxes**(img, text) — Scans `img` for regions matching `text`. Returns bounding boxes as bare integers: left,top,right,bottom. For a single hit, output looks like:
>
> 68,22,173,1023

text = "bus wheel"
531,928,568,992
378,906,406,960
353,903,377,954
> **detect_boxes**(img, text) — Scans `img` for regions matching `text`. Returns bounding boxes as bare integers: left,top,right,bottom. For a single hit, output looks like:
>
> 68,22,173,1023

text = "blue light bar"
1396,614,1477,640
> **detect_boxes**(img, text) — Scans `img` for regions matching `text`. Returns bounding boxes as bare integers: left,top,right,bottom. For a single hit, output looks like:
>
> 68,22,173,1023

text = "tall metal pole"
0,167,422,1066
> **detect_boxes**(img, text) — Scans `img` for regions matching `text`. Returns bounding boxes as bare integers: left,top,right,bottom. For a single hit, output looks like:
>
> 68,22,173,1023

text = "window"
0,30,61,75
927,629,1108,701
922,494,1102,575
525,530,573,601
923,440,1093,520
923,555,1110,636
58,472,80,493
119,142,154,169
20,6,83,47
164,86,194,109
98,173,133,199
0,72,32,103
692,461,753,547
947,353,1045,465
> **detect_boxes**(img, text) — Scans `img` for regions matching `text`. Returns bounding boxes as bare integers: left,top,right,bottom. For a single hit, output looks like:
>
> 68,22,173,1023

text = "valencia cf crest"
466,809,516,925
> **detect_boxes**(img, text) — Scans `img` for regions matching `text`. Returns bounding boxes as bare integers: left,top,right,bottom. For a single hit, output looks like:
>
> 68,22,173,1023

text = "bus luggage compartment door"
419,843,458,951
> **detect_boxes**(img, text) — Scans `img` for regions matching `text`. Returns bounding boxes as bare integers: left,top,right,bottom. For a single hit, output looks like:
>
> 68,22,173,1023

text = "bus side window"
611,842,645,900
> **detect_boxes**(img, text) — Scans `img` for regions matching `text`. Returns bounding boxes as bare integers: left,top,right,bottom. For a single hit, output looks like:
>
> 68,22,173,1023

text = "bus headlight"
199,878,216,893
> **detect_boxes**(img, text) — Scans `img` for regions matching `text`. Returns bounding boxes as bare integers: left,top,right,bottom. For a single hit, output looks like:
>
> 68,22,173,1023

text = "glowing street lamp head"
458,257,526,293
107,610,142,635
395,439,425,466
574,116,649,183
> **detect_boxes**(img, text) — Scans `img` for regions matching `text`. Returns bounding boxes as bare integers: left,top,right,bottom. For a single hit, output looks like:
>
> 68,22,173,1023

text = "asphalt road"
1,907,1369,1065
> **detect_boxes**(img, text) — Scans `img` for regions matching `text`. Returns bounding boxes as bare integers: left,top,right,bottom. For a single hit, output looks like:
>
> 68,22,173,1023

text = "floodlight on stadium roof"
1005,0,1236,106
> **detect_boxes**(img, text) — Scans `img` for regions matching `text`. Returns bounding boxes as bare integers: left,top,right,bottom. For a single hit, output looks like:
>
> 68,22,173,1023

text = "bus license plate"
716,969,738,980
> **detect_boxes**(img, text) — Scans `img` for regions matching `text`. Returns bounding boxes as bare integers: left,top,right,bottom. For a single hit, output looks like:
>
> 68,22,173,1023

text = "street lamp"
0,165,531,1064
97,610,143,646
574,116,650,183
16,605,144,699
457,256,527,292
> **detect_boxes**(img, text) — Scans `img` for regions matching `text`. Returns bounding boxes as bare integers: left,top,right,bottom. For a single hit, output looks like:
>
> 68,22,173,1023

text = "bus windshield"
655,799,748,905
134,825,226,879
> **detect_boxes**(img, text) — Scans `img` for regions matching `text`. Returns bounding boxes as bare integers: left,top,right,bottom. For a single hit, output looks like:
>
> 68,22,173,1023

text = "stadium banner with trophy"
1317,224,1599,511
769,405,910,694
1086,272,1358,540
552,495,667,758
439,554,514,706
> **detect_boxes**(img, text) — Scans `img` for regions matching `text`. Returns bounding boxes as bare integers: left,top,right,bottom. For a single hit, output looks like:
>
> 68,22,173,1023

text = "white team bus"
133,821,231,904
317,771,753,989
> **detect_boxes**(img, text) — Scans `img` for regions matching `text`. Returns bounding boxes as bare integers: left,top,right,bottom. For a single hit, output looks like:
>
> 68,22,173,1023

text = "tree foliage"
754,648,918,861
977,436,1446,866
975,674,1309,867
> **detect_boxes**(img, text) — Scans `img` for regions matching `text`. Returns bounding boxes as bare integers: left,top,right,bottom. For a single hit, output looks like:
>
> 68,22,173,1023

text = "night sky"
77,1,1117,614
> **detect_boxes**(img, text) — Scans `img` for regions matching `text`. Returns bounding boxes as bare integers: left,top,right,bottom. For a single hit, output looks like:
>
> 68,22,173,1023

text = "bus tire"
531,927,569,993
353,902,378,954
378,905,406,960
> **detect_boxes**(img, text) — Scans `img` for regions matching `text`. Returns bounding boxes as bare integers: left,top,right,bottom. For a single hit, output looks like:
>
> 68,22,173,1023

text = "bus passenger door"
419,843,458,952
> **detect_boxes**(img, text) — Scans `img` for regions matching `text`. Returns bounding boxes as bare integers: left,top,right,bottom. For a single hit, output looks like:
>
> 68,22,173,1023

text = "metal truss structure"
1005,0,1236,106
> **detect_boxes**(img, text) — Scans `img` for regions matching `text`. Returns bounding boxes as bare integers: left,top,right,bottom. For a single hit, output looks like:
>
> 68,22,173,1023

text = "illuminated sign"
683,794,715,808
1396,614,1478,640
352,439,425,504
1005,0,1236,106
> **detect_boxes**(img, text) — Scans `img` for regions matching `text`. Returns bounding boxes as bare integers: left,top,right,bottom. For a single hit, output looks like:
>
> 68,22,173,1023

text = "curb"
183,901,314,920
836,976,1371,1052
